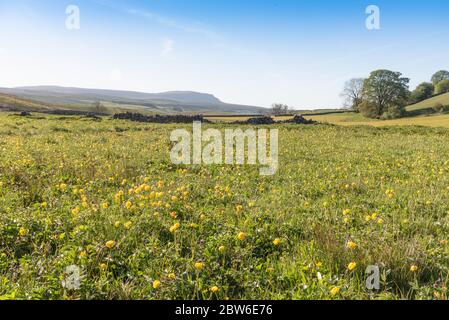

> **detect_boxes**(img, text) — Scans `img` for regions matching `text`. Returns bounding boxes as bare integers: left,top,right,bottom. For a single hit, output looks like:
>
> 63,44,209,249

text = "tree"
271,103,289,116
340,78,364,111
410,82,434,104
431,70,449,85
435,80,449,95
361,70,410,119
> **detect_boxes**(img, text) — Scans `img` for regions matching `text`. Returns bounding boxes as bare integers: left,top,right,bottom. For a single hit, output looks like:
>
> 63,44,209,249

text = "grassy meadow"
0,112,449,300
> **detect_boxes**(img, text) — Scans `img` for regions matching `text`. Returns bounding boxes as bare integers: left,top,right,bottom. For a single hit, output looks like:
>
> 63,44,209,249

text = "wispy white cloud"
161,38,175,57
127,8,220,40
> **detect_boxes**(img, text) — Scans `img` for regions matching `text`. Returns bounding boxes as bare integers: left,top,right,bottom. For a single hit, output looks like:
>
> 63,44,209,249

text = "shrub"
432,103,445,113
359,101,379,119
435,80,449,95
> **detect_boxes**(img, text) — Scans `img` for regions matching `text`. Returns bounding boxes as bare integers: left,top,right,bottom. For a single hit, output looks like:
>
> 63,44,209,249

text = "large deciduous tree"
360,70,410,119
431,70,449,86
340,78,364,111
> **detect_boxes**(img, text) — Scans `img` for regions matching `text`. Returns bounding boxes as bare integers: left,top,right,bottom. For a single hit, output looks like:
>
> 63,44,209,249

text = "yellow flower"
99,263,108,271
210,286,219,293
124,221,132,229
330,287,340,296
125,201,132,210
194,262,204,271
19,227,28,237
41,202,47,208
168,273,176,280
102,202,109,209
170,211,178,219
410,265,418,273
153,280,161,289
273,238,282,246
347,261,357,271
377,218,384,225
218,245,226,253
114,221,121,228
342,209,351,216
71,207,80,216
169,223,180,233
316,262,323,268
171,196,178,202
79,251,87,258
237,232,246,241
346,241,357,250
105,240,116,249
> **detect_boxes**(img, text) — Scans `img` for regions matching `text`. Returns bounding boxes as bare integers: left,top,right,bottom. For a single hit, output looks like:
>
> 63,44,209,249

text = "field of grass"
306,112,449,128
0,113,449,300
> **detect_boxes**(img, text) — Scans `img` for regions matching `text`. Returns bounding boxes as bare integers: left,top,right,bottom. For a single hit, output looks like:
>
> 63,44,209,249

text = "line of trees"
341,69,449,119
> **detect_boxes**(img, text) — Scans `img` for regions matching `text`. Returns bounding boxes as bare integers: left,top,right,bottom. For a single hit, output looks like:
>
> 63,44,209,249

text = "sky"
0,0,449,109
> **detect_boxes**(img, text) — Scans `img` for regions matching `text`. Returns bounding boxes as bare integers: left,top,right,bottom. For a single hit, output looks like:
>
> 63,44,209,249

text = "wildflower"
237,232,246,241
210,286,219,293
105,240,116,249
343,209,351,216
71,207,80,216
194,262,204,271
41,202,47,208
114,221,121,228
19,227,28,237
273,238,282,246
347,262,357,271
169,223,180,233
168,273,176,280
218,246,226,253
125,201,132,210
410,265,418,273
171,196,178,202
102,202,109,209
377,218,384,225
330,287,340,296
124,221,132,229
99,263,108,271
153,280,161,289
346,241,357,250
316,262,323,268
79,251,87,258
170,211,177,219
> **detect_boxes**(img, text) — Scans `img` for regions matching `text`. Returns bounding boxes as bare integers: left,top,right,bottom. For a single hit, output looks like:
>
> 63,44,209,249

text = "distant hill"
407,92,449,112
0,86,267,115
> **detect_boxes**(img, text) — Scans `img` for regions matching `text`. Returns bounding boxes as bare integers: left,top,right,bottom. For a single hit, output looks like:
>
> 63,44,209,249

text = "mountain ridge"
0,86,266,115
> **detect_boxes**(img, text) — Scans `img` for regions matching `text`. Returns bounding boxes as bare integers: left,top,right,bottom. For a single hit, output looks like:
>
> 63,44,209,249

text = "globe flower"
105,240,116,249
347,262,357,271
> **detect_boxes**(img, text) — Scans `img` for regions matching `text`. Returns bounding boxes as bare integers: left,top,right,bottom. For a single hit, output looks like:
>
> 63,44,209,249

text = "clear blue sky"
1,0,448,108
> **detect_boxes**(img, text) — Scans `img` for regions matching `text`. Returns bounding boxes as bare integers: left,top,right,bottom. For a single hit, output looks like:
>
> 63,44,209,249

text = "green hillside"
0,93,54,112
407,92,449,111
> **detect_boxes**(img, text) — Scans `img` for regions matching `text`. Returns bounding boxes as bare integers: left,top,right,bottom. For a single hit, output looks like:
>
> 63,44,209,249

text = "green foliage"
410,82,434,104
1,113,449,300
431,70,449,86
361,70,410,119
435,80,449,95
